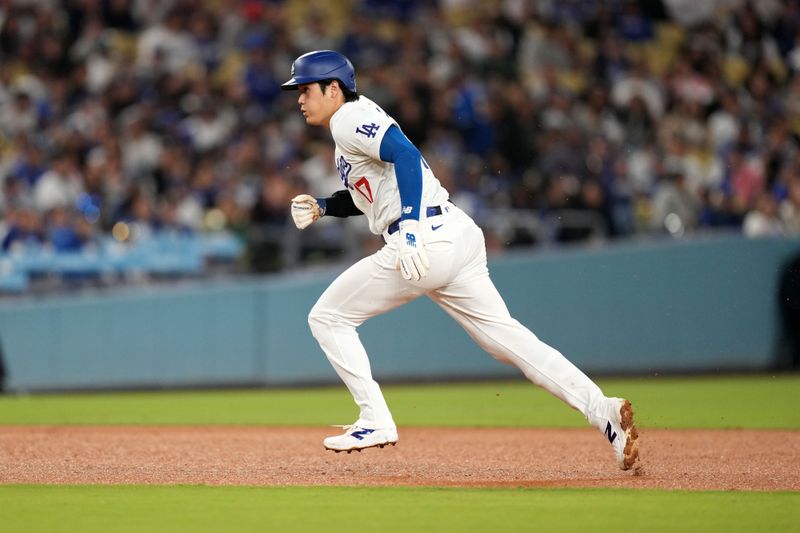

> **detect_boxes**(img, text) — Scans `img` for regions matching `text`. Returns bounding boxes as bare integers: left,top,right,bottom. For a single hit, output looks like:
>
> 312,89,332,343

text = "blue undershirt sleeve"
379,124,422,221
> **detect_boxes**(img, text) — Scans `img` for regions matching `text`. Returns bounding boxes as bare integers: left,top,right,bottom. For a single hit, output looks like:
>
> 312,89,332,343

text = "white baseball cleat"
601,397,640,470
323,425,399,453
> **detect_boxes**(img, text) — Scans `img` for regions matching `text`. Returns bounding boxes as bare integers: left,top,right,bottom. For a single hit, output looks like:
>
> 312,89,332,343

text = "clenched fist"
291,194,324,229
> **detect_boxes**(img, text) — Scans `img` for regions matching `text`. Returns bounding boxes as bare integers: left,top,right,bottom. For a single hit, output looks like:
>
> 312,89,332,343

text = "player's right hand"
396,219,430,281
291,194,323,229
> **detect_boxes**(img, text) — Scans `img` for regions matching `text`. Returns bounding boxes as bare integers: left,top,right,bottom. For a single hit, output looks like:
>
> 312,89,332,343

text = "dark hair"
318,79,359,102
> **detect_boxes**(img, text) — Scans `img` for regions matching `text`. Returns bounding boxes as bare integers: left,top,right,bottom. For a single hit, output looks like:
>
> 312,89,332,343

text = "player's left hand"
396,220,430,281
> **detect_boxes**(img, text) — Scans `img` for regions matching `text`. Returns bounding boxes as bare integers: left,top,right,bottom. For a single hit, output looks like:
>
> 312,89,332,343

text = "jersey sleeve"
380,124,423,221
331,101,397,161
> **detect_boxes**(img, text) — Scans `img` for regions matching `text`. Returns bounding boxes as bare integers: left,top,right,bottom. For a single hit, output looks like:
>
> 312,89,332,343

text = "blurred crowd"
1,0,800,277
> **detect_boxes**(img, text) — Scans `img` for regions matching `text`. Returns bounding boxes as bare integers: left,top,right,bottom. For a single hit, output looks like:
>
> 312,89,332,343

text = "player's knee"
308,303,342,338
473,333,513,365
307,305,327,334
484,344,513,365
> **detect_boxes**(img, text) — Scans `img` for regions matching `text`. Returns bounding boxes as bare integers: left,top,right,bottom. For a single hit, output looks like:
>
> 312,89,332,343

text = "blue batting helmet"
281,50,357,93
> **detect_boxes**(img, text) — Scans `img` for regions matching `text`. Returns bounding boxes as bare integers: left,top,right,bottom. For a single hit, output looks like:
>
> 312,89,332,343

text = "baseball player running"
283,50,639,470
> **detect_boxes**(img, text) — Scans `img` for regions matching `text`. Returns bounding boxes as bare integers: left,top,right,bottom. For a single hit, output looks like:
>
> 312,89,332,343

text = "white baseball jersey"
329,96,449,236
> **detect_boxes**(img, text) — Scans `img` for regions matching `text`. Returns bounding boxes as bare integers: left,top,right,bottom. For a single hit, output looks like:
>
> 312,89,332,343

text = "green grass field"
2,375,799,428
2,485,798,533
2,374,799,532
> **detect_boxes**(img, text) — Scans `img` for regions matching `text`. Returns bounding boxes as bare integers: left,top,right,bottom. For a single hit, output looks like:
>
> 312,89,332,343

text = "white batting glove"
396,219,430,281
291,194,323,230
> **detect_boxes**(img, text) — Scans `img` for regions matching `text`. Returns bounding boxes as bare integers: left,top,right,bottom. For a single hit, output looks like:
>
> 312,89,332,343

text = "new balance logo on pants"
605,422,617,444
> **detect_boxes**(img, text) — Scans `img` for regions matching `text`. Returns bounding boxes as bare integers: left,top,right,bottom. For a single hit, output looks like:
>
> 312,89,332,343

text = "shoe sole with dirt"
326,442,397,454
619,399,640,470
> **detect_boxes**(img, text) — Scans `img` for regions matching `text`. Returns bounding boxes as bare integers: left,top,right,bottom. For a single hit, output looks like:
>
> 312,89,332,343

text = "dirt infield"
1,426,798,491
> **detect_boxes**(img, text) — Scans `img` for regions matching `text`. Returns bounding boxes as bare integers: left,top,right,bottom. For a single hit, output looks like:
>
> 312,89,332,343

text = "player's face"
296,83,340,127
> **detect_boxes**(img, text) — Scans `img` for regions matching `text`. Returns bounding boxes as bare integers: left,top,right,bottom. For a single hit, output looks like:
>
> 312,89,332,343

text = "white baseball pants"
308,203,609,430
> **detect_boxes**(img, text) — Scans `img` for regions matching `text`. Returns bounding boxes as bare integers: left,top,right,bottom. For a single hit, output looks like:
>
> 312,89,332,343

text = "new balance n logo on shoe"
605,422,617,444
350,429,375,441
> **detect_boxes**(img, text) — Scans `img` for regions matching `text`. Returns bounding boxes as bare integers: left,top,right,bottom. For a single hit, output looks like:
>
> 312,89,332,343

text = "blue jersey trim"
379,124,422,221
